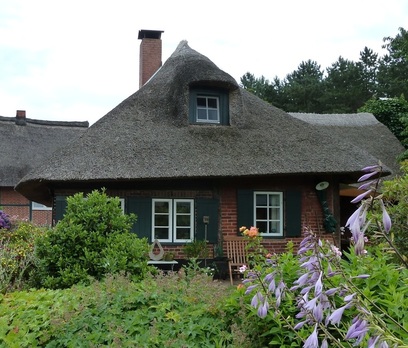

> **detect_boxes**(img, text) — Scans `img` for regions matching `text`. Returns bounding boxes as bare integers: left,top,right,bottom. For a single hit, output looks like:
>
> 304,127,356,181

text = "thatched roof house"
16,41,401,204
2,112,88,187
289,112,403,179
1,111,88,224
15,32,404,256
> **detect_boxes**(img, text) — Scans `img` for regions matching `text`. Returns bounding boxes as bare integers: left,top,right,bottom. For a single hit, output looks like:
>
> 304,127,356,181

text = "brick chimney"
15,110,27,126
138,29,164,88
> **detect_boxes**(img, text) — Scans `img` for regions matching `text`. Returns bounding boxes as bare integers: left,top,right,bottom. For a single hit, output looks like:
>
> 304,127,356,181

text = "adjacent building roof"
289,112,404,178
16,41,404,204
2,115,88,187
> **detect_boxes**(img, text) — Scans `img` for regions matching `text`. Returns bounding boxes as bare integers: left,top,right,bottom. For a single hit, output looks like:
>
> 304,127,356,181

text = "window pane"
269,221,280,234
256,207,267,219
269,195,280,206
208,110,218,121
256,194,267,206
269,207,280,220
207,97,218,108
197,97,207,107
177,215,190,226
197,109,207,120
176,202,191,213
154,227,169,239
155,201,169,213
155,215,169,226
257,221,267,233
176,228,190,240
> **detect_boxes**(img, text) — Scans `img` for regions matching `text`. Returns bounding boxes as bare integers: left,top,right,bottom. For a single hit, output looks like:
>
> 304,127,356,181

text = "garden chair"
224,236,249,285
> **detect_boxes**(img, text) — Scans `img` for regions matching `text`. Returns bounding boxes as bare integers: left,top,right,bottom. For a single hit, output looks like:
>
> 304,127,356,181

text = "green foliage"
183,239,209,259
241,27,408,114
377,161,408,260
34,189,150,289
238,231,408,346
0,221,47,293
358,95,408,145
0,273,236,347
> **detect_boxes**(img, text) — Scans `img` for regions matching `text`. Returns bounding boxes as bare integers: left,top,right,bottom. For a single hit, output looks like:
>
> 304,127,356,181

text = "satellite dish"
315,181,329,191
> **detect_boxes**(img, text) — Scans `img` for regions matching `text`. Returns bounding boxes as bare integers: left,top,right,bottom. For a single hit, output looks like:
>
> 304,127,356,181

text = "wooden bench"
147,260,178,272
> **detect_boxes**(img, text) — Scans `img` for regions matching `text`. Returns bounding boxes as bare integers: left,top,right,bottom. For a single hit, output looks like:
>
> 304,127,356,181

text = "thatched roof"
16,41,403,205
1,116,88,187
289,112,404,178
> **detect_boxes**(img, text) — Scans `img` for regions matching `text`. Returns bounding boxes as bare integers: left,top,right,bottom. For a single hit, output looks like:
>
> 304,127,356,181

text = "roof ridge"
0,115,89,128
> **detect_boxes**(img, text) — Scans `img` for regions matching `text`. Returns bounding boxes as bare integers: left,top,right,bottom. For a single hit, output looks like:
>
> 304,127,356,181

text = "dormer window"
197,96,220,123
189,88,229,125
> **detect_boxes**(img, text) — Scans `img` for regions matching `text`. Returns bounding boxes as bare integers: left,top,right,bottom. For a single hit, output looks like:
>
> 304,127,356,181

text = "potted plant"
183,240,209,259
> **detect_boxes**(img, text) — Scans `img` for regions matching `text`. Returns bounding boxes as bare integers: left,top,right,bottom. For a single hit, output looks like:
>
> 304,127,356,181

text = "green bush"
0,273,236,347
0,221,47,293
34,189,150,289
379,160,408,261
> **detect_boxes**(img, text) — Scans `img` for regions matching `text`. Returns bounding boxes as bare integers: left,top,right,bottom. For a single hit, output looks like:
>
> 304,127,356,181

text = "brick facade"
0,187,52,226
53,177,339,260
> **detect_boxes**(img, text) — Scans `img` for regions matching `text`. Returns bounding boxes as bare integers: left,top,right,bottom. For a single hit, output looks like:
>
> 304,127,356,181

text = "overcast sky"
1,0,407,125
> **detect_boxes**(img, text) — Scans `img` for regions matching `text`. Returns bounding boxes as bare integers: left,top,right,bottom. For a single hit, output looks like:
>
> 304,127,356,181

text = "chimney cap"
138,29,164,40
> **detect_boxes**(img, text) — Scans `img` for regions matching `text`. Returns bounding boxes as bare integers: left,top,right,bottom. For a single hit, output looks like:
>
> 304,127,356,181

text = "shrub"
0,273,236,347
0,221,47,293
34,189,150,289
0,210,11,229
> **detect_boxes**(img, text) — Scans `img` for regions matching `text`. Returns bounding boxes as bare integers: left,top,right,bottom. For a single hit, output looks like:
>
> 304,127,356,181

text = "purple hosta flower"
245,284,259,295
330,245,342,258
326,304,348,325
251,291,269,318
351,189,373,204
294,320,307,330
314,272,323,297
250,291,263,308
303,324,319,348
379,199,392,233
368,336,380,348
320,339,328,348
257,298,269,318
344,293,356,302
358,180,375,191
358,171,378,182
361,164,382,173
300,255,319,272
345,317,369,345
325,287,339,296
352,274,370,279
312,302,324,323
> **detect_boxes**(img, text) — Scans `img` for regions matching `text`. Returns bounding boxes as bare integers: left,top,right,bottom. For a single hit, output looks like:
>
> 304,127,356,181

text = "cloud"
0,0,407,124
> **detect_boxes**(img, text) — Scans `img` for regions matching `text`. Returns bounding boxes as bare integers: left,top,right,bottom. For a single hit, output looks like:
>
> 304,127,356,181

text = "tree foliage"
240,27,408,136
358,95,408,145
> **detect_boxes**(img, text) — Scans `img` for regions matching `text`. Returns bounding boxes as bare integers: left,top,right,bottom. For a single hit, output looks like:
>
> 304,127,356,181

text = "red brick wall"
54,181,338,259
219,182,337,255
0,187,52,226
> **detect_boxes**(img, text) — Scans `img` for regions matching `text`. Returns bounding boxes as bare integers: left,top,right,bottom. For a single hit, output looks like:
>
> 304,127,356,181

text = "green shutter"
55,196,67,223
237,190,253,235
196,198,219,243
285,190,302,237
126,197,152,241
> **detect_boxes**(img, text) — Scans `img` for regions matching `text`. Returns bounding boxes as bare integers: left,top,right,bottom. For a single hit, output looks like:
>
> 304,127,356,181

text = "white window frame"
196,95,220,123
32,201,52,211
152,199,194,243
254,191,283,236
119,198,125,214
